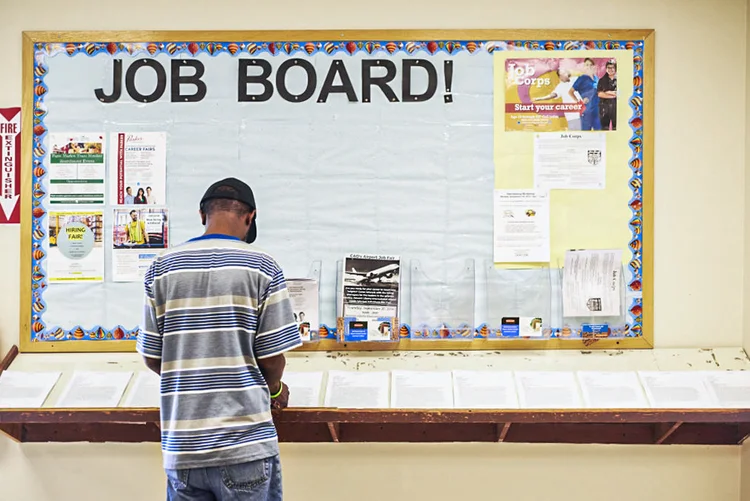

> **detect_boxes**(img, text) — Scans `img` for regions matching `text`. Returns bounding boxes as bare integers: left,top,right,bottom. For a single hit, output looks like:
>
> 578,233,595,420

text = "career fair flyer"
340,254,401,342
47,211,104,282
111,208,169,282
48,133,106,204
109,132,167,206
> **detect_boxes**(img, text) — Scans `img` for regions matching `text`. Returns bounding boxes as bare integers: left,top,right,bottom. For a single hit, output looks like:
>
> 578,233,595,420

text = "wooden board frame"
19,29,654,353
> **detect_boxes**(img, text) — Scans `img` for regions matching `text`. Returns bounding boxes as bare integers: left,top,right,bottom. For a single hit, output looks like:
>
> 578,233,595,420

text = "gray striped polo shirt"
136,234,302,470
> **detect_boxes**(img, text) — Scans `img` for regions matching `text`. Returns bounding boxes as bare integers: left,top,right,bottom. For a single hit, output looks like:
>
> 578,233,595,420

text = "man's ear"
246,210,256,227
199,210,206,226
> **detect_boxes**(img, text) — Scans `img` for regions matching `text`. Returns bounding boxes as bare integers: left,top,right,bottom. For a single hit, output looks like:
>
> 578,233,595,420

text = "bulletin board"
18,30,654,353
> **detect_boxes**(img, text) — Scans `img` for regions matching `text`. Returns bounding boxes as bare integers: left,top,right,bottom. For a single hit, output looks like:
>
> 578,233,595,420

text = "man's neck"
203,223,244,241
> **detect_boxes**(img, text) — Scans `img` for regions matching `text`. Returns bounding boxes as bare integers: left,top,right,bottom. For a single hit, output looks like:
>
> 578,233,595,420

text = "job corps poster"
504,57,619,132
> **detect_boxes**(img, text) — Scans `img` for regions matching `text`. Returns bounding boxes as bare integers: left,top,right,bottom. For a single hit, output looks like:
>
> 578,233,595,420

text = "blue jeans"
166,455,282,501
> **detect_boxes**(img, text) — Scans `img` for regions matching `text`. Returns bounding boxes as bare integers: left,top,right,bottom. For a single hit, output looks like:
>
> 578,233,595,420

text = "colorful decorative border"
29,39,645,343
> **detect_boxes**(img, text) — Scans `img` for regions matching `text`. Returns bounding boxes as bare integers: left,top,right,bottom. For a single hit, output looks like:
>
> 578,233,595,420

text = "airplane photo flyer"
341,253,401,342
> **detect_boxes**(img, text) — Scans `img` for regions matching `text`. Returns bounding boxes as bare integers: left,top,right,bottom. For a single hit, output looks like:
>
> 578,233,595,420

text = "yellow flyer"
47,211,104,282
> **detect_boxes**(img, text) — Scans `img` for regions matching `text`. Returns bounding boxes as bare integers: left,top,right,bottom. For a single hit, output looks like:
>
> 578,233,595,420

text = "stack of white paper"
452,370,519,409
324,371,390,409
577,371,649,408
390,371,454,409
55,371,134,408
0,371,61,409
700,371,750,408
283,372,324,407
121,371,161,408
515,371,583,409
638,371,718,408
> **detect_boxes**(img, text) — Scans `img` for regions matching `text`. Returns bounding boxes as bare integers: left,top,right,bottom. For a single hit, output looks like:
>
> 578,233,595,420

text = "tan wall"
1,0,747,499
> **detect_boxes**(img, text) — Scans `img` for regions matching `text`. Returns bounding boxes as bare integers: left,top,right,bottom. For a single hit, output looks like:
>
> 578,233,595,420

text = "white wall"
1,0,748,500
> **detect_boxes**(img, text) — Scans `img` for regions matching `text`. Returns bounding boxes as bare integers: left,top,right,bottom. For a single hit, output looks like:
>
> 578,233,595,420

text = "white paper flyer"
562,249,622,317
533,132,607,190
112,208,169,282
493,189,550,263
48,133,106,204
286,278,319,342
110,132,167,206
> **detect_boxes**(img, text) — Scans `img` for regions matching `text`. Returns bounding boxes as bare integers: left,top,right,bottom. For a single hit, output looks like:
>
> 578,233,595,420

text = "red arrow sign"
0,107,21,224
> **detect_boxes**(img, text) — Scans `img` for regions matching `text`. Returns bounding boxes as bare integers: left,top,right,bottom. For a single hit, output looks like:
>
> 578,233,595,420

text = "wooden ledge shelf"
1,408,749,445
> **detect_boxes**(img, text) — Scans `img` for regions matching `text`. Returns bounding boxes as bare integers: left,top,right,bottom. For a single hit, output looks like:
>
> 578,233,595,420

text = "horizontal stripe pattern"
162,421,278,453
135,236,303,470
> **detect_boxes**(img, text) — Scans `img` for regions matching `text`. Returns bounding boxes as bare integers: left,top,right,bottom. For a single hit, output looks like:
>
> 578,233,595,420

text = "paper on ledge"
283,372,324,408
452,370,519,409
515,371,583,409
324,371,390,409
638,371,719,409
55,371,133,408
700,371,750,408
0,371,61,409
121,371,160,408
576,371,649,409
390,370,454,409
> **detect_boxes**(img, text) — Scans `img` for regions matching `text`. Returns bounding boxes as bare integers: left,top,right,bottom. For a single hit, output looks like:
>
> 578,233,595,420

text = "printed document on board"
533,132,606,190
562,249,622,317
493,190,550,263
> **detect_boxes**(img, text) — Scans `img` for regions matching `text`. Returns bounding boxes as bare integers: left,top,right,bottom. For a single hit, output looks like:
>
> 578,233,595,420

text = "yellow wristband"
270,383,283,399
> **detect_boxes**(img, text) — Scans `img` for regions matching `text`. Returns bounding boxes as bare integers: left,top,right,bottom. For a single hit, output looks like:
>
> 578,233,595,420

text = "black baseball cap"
200,177,258,243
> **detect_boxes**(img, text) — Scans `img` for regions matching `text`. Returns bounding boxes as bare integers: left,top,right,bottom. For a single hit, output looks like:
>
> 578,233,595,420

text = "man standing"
136,177,302,501
532,68,581,130
127,210,149,246
568,58,601,131
597,59,618,130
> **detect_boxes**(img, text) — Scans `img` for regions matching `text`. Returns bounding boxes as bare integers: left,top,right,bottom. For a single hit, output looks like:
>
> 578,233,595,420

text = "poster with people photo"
286,278,319,343
111,208,169,282
504,56,618,132
109,132,167,206
340,253,401,342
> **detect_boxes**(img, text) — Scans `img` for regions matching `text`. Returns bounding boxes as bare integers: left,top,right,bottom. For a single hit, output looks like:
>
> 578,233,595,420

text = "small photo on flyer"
112,208,169,282
109,132,167,206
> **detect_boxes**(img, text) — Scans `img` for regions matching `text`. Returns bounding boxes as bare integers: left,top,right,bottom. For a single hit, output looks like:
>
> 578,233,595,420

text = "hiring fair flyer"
47,211,104,282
